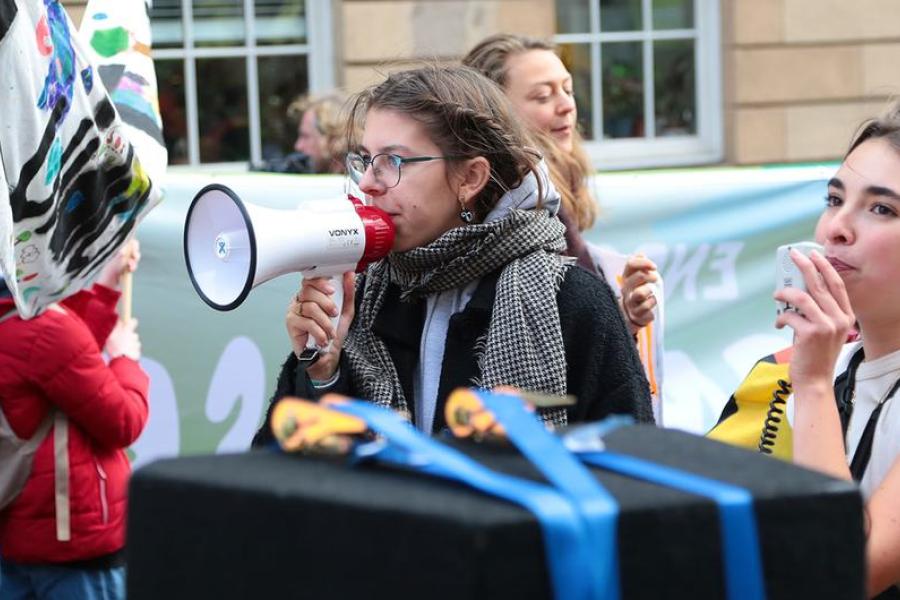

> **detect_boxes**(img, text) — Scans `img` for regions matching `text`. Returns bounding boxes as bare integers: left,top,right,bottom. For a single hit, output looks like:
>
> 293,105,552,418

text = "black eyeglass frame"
345,152,460,188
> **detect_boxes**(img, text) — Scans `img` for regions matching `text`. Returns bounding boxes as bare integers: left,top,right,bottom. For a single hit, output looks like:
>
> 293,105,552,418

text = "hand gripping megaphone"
183,184,395,357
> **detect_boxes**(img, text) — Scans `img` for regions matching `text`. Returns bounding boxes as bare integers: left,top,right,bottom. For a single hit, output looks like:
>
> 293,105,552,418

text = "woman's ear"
456,156,491,204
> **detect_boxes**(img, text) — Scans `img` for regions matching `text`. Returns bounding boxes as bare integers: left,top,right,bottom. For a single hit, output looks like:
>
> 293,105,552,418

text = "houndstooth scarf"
342,207,572,428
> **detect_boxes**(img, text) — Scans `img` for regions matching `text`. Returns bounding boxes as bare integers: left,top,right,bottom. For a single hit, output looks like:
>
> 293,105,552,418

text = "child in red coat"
0,240,148,600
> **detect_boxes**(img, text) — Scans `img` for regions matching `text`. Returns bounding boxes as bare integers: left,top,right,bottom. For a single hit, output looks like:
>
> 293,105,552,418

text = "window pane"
155,60,189,165
256,0,307,45
652,0,694,29
258,55,309,159
602,42,644,139
197,58,249,162
149,0,183,49
558,43,593,140
654,39,696,136
556,0,590,34
193,0,245,47
599,0,642,32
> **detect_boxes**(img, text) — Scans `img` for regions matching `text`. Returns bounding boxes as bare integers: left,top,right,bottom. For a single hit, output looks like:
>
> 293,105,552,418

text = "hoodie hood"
483,159,560,223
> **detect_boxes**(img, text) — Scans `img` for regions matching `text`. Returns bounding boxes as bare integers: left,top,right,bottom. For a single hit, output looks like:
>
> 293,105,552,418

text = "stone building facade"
61,0,900,167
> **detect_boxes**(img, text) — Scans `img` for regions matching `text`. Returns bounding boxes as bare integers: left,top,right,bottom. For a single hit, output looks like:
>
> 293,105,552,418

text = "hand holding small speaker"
287,272,356,380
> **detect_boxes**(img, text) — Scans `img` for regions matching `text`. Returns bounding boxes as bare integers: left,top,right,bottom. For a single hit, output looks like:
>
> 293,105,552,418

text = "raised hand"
621,254,659,333
96,239,141,290
106,317,141,360
774,249,855,387
285,272,356,381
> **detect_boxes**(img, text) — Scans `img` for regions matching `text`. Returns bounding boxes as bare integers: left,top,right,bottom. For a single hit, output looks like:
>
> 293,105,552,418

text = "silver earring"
459,197,473,223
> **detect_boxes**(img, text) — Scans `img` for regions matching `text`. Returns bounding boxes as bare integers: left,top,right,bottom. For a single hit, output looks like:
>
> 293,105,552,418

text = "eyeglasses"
345,152,458,189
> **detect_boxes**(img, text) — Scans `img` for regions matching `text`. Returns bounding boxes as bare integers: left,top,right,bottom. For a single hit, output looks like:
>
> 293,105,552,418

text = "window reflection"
155,59,188,165
256,0,307,45
557,0,590,34
599,0,642,32
197,58,249,162
652,0,694,29
193,0,246,47
258,55,309,159
602,42,644,139
149,0,184,49
654,40,696,135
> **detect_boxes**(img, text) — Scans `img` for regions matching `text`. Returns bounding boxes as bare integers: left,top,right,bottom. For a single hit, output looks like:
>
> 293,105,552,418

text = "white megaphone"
184,184,395,359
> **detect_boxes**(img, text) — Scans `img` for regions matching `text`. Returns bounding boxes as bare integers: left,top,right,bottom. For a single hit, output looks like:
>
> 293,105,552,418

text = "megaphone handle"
304,275,344,355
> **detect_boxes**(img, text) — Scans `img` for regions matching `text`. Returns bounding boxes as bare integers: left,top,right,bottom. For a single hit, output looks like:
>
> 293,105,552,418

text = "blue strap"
577,450,766,600
477,391,620,600
329,399,595,600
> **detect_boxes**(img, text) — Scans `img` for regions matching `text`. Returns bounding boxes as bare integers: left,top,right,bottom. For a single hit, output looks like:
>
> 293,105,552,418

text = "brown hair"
847,100,900,158
288,92,349,173
347,64,543,222
463,33,597,231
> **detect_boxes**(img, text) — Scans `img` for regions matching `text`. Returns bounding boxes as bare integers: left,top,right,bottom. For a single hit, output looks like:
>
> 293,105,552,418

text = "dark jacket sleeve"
559,266,654,424
250,352,362,448
251,274,367,448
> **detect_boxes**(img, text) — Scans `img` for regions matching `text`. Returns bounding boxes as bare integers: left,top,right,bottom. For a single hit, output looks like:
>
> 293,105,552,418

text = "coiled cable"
758,378,792,454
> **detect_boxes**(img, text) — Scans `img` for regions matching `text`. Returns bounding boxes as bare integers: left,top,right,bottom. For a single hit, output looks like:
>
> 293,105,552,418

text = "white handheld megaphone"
184,184,395,357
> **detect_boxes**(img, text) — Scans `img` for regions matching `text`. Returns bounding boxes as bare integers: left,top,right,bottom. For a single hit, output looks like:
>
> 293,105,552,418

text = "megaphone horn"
183,184,395,312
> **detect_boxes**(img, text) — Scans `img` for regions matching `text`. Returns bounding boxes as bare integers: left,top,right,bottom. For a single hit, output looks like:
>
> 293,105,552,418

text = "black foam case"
126,425,865,599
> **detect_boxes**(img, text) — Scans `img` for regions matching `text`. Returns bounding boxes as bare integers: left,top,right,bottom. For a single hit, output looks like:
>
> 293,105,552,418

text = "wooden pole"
121,270,133,322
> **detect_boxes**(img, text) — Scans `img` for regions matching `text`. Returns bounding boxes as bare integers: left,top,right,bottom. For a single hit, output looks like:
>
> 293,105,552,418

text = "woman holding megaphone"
252,65,652,444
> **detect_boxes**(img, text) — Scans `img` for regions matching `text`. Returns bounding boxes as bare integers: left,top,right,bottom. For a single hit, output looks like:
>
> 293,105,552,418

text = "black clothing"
249,152,312,174
252,266,652,447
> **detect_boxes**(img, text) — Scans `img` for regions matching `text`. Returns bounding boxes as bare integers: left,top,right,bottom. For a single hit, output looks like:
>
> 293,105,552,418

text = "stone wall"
340,0,554,91
59,0,900,166
726,0,900,164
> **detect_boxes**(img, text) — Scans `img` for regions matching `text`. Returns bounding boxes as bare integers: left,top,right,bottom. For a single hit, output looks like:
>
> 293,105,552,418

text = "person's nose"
556,91,576,116
357,162,385,197
823,206,856,246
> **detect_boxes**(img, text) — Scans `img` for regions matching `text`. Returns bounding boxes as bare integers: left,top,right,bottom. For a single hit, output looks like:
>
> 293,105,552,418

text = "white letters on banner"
646,242,743,302
132,337,266,464
206,336,266,454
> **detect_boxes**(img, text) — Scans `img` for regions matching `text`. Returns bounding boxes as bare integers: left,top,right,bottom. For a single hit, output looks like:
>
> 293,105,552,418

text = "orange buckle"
271,396,368,454
445,387,576,442
445,388,510,442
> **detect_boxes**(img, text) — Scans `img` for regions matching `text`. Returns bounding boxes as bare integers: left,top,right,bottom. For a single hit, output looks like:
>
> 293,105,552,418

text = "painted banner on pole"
0,0,161,319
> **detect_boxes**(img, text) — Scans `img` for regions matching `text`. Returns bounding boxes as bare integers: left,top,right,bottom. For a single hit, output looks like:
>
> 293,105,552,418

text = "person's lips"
826,256,854,272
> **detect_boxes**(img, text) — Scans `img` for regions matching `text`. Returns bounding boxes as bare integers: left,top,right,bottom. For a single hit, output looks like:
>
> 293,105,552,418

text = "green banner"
130,164,836,465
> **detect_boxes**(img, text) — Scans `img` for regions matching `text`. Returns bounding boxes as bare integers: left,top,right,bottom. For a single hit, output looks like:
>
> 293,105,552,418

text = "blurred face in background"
502,49,577,153
294,110,325,170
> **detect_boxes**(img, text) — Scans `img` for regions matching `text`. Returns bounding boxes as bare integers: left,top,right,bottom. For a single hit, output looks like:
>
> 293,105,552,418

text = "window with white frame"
150,0,334,166
554,0,722,169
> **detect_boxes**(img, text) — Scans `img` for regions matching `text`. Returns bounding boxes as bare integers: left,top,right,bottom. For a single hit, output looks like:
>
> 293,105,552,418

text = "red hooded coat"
0,285,149,563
